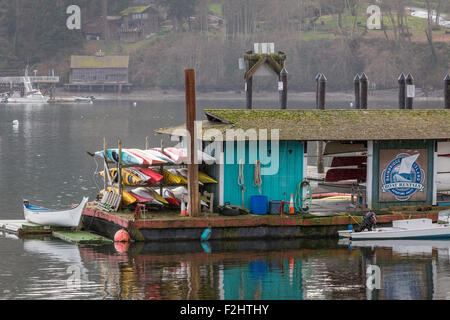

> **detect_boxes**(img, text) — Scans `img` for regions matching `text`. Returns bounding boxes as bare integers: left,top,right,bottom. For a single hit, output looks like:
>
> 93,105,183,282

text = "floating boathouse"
157,109,450,211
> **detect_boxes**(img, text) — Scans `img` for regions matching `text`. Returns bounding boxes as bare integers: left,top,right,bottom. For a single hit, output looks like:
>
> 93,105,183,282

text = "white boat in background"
6,76,49,104
23,197,88,227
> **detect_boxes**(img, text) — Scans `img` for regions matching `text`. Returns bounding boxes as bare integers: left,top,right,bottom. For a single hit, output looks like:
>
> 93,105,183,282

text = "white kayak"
23,197,89,227
348,218,450,240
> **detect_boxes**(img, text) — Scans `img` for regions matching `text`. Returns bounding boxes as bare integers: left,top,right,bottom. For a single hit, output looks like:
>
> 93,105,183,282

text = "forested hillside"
0,0,449,92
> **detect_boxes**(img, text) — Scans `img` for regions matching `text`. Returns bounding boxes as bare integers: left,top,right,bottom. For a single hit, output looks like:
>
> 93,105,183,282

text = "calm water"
0,97,446,300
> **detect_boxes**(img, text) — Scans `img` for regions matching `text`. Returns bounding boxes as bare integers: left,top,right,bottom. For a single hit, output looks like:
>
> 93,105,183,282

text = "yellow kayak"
99,168,144,186
198,171,217,184
100,187,137,206
146,188,169,204
163,169,182,185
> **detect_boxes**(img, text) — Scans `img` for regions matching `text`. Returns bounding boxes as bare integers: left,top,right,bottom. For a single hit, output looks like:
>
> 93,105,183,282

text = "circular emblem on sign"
381,153,425,201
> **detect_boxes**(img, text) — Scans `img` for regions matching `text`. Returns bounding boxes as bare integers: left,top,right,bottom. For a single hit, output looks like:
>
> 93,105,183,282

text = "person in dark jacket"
355,211,377,232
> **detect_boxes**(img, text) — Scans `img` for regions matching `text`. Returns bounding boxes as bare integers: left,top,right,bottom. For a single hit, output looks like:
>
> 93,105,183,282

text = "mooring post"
317,74,326,174
444,74,450,109
360,73,368,109
279,67,288,109
315,73,321,109
354,74,361,109
103,137,107,190
318,73,327,110
118,139,123,198
185,69,200,217
398,73,406,109
246,77,253,109
405,73,414,109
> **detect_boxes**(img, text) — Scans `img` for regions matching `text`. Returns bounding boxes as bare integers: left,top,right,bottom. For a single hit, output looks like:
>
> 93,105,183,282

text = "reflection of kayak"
100,188,136,206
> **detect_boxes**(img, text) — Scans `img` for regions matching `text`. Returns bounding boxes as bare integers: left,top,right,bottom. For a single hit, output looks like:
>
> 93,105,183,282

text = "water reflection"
2,235,450,299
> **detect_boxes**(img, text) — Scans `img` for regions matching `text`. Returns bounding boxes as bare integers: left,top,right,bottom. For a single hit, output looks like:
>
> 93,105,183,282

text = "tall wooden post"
246,77,253,109
360,73,368,109
444,74,450,109
398,73,406,109
118,139,123,198
317,74,326,174
279,67,288,109
103,137,107,190
354,74,360,109
405,73,414,109
185,69,200,217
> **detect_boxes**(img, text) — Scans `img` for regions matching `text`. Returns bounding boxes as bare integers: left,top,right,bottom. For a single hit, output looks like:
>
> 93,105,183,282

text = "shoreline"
54,88,445,102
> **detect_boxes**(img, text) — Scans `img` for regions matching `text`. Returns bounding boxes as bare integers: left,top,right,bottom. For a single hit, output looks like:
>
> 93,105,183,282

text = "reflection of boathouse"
158,109,450,211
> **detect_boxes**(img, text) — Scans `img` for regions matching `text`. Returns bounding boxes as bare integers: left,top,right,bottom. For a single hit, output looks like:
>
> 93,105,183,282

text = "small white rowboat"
23,197,89,227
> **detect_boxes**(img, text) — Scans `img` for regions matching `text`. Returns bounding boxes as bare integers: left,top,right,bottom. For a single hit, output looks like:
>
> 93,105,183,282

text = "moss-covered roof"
156,109,450,141
70,55,129,69
120,5,152,16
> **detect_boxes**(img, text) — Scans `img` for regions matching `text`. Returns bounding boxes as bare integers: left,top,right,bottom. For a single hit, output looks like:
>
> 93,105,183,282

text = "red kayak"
136,167,163,185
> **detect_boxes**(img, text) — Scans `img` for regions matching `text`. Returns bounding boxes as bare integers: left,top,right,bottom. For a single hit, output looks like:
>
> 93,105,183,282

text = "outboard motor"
355,211,377,232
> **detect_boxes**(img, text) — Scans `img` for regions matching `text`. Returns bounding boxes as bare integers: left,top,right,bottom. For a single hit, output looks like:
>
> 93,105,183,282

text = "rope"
238,159,246,208
349,214,361,226
253,160,262,194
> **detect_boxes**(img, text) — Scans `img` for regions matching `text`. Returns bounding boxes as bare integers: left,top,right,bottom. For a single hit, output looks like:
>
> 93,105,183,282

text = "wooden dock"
53,230,112,245
0,220,56,236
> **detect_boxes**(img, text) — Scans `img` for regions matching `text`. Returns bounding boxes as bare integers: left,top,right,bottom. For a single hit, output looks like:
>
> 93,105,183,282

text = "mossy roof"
70,55,129,69
156,109,450,141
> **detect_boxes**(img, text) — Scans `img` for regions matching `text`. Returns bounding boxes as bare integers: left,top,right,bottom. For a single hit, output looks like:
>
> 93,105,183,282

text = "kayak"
155,188,180,206
95,149,144,165
163,169,183,185
131,187,169,205
128,191,163,206
100,187,136,206
127,149,168,165
99,168,144,186
135,167,164,184
153,147,216,164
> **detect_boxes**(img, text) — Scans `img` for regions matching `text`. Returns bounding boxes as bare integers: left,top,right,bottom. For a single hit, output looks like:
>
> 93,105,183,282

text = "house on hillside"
119,5,161,42
82,16,121,40
65,51,132,93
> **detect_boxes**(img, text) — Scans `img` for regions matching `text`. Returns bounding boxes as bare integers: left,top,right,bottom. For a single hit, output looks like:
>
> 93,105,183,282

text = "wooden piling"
360,73,368,109
246,77,253,110
398,73,406,109
444,74,450,109
405,73,414,109
354,74,360,109
317,74,326,174
279,67,288,109
103,137,107,190
315,73,321,109
185,69,200,217
118,139,123,199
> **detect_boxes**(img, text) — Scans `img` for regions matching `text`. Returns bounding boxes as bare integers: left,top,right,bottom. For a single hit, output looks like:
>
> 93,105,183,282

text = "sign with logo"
379,149,427,202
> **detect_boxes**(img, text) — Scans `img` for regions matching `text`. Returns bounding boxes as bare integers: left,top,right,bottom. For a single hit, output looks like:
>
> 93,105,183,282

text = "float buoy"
114,242,130,254
114,229,130,242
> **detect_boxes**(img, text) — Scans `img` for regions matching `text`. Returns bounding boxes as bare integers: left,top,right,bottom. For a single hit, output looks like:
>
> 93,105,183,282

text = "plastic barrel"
250,195,268,215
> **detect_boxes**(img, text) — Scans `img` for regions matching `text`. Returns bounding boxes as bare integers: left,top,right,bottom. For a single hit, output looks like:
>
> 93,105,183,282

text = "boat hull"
24,197,88,227
350,225,450,240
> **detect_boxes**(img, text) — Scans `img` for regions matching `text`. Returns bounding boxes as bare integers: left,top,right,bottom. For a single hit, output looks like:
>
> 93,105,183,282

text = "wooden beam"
185,69,200,217
244,56,267,80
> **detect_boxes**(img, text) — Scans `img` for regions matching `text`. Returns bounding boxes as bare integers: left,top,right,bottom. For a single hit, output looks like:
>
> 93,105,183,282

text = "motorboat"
340,211,450,240
23,197,89,227
6,76,49,104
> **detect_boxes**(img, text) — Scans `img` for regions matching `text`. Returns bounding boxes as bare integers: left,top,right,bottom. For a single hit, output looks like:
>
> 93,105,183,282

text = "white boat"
23,197,89,227
6,76,49,104
349,217,450,240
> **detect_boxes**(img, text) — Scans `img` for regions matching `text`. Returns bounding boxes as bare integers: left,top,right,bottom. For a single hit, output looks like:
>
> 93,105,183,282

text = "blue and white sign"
380,151,427,202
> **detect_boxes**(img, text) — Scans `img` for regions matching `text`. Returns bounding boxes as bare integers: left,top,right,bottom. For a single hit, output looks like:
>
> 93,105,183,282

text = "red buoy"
114,229,131,242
